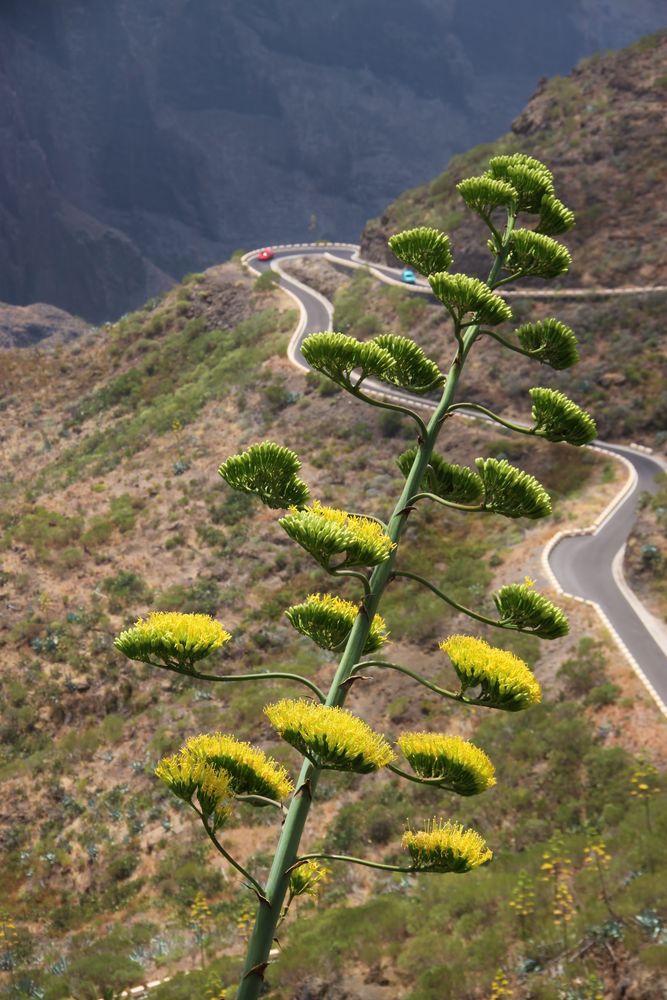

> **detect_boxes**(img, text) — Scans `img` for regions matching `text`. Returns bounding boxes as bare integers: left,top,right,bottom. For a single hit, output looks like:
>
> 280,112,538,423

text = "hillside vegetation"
0,253,665,999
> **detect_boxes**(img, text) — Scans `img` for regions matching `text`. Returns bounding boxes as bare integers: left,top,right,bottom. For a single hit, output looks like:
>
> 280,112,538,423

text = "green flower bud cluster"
302,331,395,388
286,593,389,654
529,387,597,445
501,229,572,279
487,153,555,213
515,319,579,370
219,441,310,510
397,448,483,505
492,579,569,639
302,331,441,396
373,333,443,393
457,175,519,216
388,226,453,277
280,501,394,569
429,272,513,326
476,457,552,519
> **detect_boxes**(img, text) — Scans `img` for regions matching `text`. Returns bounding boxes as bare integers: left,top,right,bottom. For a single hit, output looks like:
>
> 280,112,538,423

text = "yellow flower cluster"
0,913,18,948
235,905,255,941
115,612,231,671
540,849,572,880
155,753,233,829
540,851,575,926
280,501,395,569
289,860,331,899
397,732,496,796
189,890,212,932
489,969,513,999
264,699,395,773
630,764,660,799
440,635,541,711
584,841,611,871
286,592,389,653
402,819,492,873
184,733,294,801
553,880,575,926
508,870,535,920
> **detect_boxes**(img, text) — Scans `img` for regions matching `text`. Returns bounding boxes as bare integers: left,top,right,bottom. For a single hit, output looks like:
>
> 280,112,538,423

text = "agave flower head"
529,387,597,446
289,860,331,899
440,635,541,711
183,733,294,801
280,501,394,569
286,592,389,653
487,154,555,213
115,612,231,671
372,334,443,394
219,441,310,509
515,319,579,370
492,579,569,639
403,819,493,873
457,175,518,217
155,753,233,830
429,273,512,327
397,448,483,506
265,699,395,773
388,226,453,277
502,230,572,279
475,457,552,519
398,732,496,795
301,332,395,390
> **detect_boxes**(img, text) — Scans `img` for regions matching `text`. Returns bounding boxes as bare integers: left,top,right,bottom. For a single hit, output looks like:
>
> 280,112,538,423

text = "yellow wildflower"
402,819,492,873
397,732,496,795
265,699,395,773
440,635,541,711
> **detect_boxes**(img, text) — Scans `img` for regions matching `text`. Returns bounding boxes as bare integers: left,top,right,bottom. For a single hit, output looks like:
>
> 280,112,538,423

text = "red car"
257,248,274,261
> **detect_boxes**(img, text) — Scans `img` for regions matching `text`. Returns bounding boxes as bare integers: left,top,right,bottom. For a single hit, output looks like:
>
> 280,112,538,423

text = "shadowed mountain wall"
1,0,665,321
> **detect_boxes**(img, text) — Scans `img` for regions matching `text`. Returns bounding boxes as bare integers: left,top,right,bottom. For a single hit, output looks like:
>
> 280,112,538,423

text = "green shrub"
101,570,152,613
154,577,221,615
254,270,279,293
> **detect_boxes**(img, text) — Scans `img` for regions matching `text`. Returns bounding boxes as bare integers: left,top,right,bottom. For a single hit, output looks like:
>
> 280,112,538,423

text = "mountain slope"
2,3,667,320
1,255,666,999
361,30,667,290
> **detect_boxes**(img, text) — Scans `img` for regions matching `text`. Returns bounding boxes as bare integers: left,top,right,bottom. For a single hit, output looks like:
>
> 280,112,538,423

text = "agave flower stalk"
113,154,595,998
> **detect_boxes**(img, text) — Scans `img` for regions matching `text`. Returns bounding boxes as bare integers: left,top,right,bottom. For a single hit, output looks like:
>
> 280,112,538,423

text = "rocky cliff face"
1,1,666,322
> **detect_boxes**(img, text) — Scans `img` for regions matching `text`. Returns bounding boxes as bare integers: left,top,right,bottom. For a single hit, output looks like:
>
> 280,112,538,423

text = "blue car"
401,268,416,284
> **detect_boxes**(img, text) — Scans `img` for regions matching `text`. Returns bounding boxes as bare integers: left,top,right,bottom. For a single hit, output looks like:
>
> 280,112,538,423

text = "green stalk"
235,232,513,999
235,348,466,998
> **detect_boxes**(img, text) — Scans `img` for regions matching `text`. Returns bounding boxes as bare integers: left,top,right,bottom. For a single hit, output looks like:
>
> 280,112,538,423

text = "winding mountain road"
244,243,667,716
